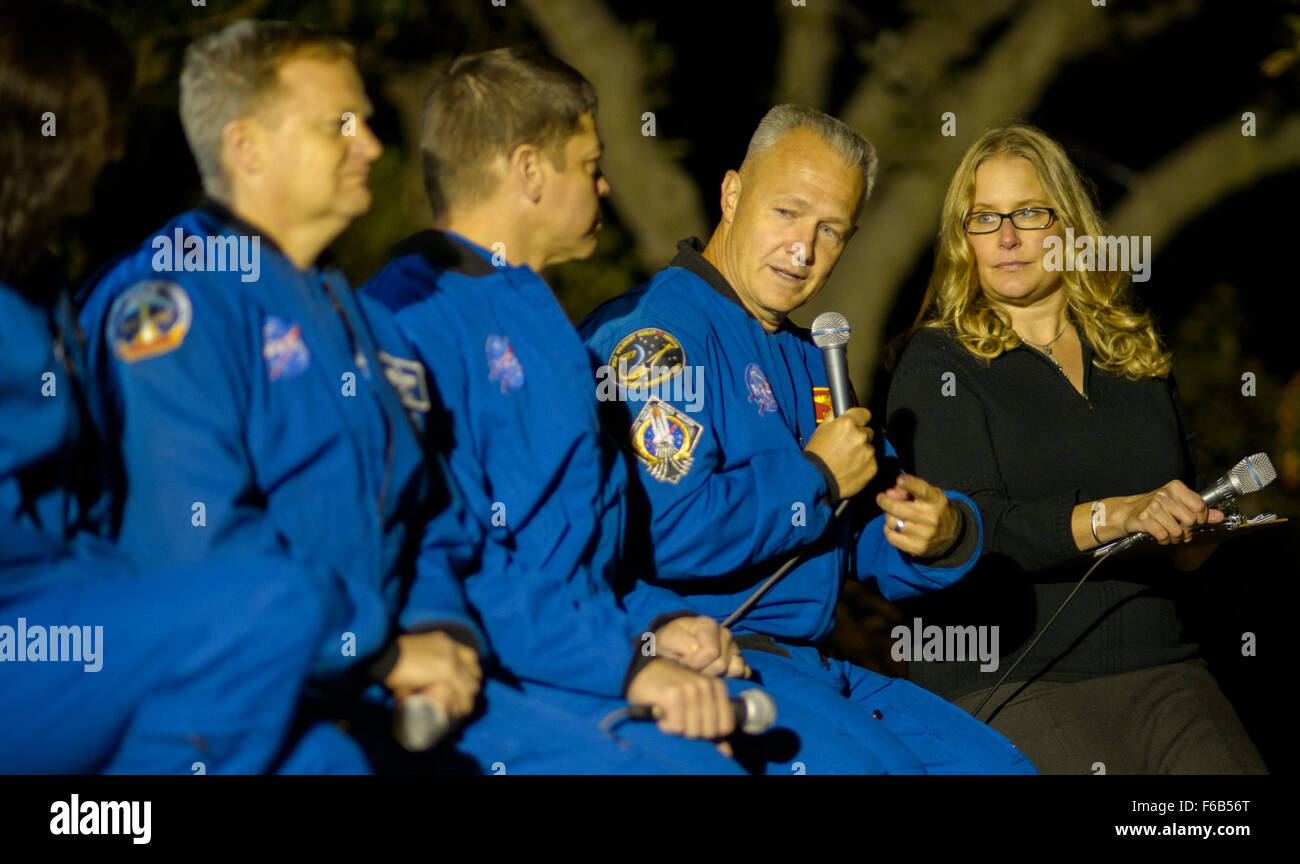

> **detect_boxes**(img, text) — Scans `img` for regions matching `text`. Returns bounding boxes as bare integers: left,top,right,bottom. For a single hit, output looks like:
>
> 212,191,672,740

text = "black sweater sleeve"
885,329,1085,573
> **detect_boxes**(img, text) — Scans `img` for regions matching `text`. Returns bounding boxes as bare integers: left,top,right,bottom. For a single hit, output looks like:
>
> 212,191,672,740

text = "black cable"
597,707,636,748
968,546,1118,722
721,499,852,629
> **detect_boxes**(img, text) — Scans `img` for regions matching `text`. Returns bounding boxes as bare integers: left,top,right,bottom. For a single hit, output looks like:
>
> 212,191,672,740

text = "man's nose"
793,225,817,268
597,175,611,197
354,120,383,162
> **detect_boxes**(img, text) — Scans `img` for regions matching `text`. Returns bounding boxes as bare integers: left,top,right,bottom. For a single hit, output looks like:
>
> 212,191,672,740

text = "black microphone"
625,687,778,734
810,311,852,417
394,695,451,752
1108,453,1277,554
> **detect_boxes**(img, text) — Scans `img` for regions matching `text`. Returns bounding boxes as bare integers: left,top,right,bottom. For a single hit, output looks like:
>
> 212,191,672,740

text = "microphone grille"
810,311,851,349
395,695,450,752
739,688,778,735
1229,452,1276,495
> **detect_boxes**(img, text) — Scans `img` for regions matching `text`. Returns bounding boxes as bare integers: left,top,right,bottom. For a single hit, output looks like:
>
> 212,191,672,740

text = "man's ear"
509,143,545,204
220,118,264,187
719,169,742,223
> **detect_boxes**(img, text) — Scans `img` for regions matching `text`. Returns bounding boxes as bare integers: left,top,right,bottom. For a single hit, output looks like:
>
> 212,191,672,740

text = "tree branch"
805,0,1175,394
773,0,839,109
519,0,709,270
1108,110,1300,250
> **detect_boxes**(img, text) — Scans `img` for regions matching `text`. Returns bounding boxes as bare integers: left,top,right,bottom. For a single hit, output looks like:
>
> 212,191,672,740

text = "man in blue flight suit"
79,22,697,774
365,48,904,774
1,3,333,774
581,106,1036,773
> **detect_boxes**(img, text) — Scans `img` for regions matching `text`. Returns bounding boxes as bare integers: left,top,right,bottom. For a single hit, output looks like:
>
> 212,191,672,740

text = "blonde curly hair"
904,123,1171,379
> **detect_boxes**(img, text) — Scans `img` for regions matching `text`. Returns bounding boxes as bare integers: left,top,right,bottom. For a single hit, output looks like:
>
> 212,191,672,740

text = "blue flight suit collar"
669,236,817,448
669,236,804,338
198,196,344,275
391,229,498,277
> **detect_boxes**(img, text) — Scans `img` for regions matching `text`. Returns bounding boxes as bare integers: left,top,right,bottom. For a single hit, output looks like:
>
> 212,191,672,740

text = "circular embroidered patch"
608,327,686,388
108,280,193,363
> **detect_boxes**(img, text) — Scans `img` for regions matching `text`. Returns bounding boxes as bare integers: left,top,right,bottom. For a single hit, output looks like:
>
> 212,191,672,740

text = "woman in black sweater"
885,123,1265,773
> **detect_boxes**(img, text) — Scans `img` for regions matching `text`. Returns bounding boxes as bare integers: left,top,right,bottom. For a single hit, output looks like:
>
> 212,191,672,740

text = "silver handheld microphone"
1199,452,1277,509
394,695,450,752
721,313,857,630
810,311,852,417
624,687,778,734
1110,453,1277,554
735,687,778,735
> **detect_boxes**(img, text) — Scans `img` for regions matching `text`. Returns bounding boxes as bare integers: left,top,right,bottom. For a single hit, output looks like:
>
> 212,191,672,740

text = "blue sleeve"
401,451,489,654
586,318,836,580
354,291,487,652
852,438,984,601
857,493,984,602
395,297,643,698
617,578,701,639
82,277,386,679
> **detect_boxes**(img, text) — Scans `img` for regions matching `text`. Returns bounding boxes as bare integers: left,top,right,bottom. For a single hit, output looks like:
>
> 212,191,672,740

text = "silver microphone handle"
394,695,450,752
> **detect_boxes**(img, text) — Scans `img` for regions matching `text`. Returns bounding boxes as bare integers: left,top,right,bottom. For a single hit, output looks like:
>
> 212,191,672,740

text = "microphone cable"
968,545,1117,722
722,498,852,630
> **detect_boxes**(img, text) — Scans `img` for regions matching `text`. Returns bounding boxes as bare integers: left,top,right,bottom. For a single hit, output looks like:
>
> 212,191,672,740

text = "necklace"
1019,320,1068,358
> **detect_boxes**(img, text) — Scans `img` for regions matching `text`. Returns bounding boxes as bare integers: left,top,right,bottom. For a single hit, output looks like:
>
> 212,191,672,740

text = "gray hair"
740,104,878,219
179,20,355,197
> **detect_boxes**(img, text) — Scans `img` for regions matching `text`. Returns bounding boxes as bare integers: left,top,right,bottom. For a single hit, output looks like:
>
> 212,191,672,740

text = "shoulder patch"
744,363,778,415
485,334,524,392
630,396,704,485
608,327,686,388
378,350,431,413
262,316,311,381
107,280,192,363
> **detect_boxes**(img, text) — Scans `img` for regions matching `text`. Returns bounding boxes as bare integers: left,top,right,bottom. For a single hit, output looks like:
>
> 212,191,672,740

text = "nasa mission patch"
608,327,686,388
108,280,192,363
629,396,704,484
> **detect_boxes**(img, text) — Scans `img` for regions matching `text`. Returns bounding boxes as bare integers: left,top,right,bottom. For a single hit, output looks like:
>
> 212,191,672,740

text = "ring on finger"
894,518,905,532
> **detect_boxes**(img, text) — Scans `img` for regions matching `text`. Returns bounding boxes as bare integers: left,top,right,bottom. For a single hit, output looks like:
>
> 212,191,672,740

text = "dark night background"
62,0,1300,773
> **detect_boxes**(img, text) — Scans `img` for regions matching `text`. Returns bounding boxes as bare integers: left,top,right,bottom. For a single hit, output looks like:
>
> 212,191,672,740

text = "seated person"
1,2,331,774
885,122,1265,773
365,48,886,773
581,105,1035,773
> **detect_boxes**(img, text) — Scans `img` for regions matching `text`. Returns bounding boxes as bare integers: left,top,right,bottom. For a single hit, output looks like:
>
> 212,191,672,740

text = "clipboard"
1092,513,1289,557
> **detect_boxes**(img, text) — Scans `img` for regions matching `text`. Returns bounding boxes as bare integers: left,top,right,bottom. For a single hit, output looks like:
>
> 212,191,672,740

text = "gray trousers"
949,661,1267,774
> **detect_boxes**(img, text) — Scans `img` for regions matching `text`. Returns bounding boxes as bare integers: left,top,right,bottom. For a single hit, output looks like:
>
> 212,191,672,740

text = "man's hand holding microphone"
803,406,961,559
